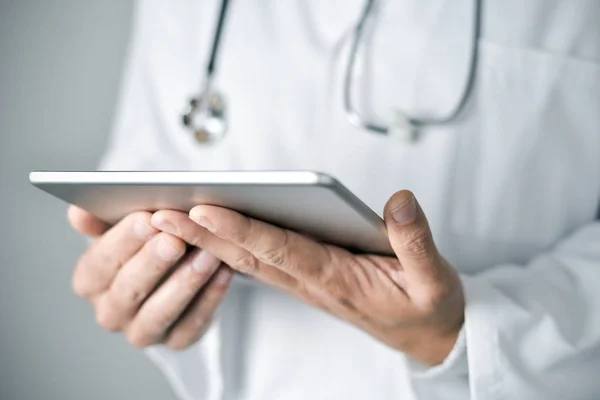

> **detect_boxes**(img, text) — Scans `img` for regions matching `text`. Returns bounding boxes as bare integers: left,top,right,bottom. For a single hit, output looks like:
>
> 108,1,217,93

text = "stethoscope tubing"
183,0,482,141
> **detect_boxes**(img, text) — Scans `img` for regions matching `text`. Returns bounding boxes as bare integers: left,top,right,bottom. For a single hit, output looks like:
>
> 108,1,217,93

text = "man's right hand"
68,206,233,350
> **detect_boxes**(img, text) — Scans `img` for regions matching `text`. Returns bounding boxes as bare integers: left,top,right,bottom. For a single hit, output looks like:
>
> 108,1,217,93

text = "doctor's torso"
104,1,600,398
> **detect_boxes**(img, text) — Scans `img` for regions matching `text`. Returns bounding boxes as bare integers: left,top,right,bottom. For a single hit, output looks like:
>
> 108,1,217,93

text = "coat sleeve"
97,2,225,399
404,219,600,400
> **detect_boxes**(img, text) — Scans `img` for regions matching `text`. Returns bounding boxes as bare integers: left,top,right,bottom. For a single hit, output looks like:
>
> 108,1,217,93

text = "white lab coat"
99,0,600,399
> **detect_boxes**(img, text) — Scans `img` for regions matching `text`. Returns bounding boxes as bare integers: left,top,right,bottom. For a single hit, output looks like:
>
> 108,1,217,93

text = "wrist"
402,322,463,366
385,302,464,366
404,274,466,365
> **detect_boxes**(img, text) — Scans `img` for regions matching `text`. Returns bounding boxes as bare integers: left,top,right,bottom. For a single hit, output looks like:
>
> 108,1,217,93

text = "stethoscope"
182,0,482,144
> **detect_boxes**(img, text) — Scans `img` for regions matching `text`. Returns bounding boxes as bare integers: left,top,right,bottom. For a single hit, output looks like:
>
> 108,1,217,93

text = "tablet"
30,171,392,255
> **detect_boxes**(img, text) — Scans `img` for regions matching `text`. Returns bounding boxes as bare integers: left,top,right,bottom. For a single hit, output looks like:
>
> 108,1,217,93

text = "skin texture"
69,190,464,365
68,206,233,350
152,190,465,365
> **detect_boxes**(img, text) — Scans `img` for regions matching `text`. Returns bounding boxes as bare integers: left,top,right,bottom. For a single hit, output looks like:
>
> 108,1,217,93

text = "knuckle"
260,246,288,267
112,282,145,306
188,231,206,248
402,227,433,259
144,312,174,335
227,228,249,246
78,246,117,282
223,215,255,245
125,328,158,349
335,296,357,312
72,261,95,299
231,252,259,275
316,261,343,289
95,306,122,332
324,278,347,301
257,229,292,267
71,273,89,299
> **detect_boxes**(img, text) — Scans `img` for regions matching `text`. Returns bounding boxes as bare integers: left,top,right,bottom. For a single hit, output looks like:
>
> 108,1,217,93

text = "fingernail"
190,215,215,233
134,219,156,239
153,214,176,233
214,268,233,285
156,237,182,261
192,249,220,273
391,196,417,225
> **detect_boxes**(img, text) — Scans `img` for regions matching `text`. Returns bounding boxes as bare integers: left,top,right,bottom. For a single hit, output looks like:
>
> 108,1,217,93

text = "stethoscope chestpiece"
180,0,481,144
181,91,227,144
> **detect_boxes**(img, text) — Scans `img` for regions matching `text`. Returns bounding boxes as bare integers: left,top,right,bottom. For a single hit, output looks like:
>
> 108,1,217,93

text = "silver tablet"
30,171,392,255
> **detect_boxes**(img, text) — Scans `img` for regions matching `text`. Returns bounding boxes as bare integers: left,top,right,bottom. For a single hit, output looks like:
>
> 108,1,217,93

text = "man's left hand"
151,190,464,365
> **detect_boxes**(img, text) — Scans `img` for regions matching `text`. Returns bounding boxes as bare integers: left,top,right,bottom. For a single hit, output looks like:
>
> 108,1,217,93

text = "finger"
163,267,234,350
151,210,301,290
154,211,368,327
383,190,443,289
68,205,110,238
151,210,252,271
100,232,186,329
187,205,331,282
72,212,158,299
125,247,223,348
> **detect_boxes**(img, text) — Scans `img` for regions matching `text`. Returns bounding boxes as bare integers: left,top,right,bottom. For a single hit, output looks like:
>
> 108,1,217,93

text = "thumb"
384,190,442,288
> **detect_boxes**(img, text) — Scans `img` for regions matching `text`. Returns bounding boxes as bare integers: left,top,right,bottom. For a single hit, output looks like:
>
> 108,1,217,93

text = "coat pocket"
450,41,600,251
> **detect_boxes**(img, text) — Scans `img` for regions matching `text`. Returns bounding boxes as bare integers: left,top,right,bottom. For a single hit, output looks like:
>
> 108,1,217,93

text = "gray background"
0,1,175,399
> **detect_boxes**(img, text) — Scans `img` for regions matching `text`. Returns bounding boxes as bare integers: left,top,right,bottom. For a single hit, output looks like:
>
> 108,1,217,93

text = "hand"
68,206,233,350
152,190,464,365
